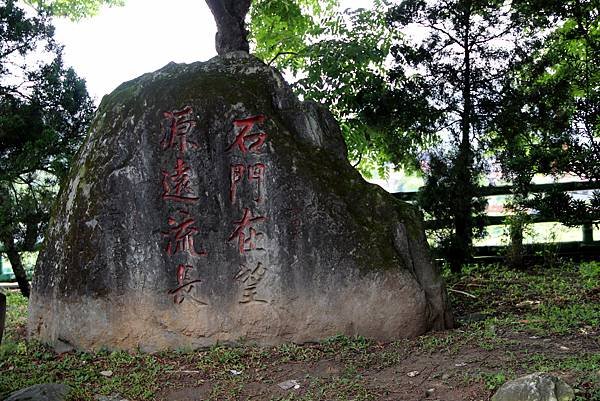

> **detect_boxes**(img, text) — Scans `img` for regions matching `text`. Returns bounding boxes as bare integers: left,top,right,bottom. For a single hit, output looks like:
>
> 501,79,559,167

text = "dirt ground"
153,322,598,401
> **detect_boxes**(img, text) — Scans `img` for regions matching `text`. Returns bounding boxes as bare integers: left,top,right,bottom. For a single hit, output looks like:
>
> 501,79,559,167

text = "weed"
527,353,600,373
322,334,373,353
3,291,28,341
418,333,456,352
579,261,600,289
277,342,321,362
521,303,600,334
480,371,509,390
198,345,246,371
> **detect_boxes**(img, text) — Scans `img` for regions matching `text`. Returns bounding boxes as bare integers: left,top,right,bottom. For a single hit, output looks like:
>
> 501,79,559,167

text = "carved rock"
28,52,453,351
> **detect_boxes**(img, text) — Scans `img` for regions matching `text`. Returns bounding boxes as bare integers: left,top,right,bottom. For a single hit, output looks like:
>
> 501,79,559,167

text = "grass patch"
0,341,176,400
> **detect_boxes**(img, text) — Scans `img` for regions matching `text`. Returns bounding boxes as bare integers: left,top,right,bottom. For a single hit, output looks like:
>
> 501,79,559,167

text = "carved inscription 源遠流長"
159,107,207,305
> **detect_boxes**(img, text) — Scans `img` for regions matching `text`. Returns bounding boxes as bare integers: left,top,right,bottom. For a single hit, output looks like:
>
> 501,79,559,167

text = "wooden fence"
392,180,600,262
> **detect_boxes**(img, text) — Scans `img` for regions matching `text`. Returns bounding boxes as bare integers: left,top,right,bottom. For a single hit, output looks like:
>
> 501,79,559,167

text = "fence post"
0,291,6,345
507,216,525,268
582,222,594,245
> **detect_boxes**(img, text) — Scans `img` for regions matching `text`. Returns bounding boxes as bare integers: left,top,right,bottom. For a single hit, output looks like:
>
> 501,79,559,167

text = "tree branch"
268,51,299,66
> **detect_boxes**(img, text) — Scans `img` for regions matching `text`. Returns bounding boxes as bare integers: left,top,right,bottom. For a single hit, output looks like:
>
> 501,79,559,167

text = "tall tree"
493,0,600,227
0,0,94,297
387,0,530,271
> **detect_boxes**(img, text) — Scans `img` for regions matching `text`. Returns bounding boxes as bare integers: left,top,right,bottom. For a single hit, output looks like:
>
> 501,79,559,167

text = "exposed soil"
153,325,599,401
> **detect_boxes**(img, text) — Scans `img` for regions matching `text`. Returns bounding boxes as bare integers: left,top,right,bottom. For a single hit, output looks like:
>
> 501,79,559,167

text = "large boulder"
28,52,453,351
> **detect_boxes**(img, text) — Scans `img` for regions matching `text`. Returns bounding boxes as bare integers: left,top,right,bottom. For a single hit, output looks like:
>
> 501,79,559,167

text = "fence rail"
393,180,600,261
392,180,600,202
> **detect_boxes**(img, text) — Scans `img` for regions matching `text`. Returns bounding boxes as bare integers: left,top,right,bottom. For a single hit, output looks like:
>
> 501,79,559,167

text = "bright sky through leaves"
51,0,216,101
48,0,369,102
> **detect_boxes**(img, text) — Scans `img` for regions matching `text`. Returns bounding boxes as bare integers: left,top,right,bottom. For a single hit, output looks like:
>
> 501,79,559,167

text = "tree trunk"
451,0,474,273
205,0,252,55
506,212,525,268
0,291,6,345
2,235,30,298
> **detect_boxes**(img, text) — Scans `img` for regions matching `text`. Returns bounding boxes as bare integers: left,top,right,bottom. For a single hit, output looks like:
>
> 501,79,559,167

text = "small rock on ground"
492,372,574,401
277,380,301,390
94,395,129,401
4,383,70,401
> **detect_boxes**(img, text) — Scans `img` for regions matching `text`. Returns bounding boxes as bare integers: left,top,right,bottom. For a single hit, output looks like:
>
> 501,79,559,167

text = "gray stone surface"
52,338,74,354
3,384,69,401
28,52,453,351
491,373,575,401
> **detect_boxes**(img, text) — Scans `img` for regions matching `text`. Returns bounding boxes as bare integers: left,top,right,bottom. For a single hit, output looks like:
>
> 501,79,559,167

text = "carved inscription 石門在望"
227,115,270,304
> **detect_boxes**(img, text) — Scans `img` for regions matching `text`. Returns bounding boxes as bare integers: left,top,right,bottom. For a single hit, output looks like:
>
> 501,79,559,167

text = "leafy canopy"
24,0,124,20
493,0,600,226
1,0,94,296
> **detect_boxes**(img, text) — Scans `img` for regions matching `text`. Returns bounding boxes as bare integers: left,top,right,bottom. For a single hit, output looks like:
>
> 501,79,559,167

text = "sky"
53,0,218,102
51,0,369,102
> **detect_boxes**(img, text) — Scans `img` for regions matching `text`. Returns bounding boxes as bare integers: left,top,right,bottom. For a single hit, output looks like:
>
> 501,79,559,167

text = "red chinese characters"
161,106,198,153
228,208,266,255
229,164,245,203
229,163,266,203
162,210,207,257
248,163,265,203
225,115,267,154
159,106,207,305
226,114,271,304
162,159,200,203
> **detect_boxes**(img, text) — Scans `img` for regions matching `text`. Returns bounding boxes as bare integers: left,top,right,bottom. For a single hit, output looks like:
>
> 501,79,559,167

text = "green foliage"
522,303,600,334
0,341,174,400
249,0,337,68
493,1,600,226
445,262,600,338
480,371,508,390
291,2,405,175
23,0,124,20
251,1,415,176
0,0,94,296
322,334,372,353
418,150,488,265
1,291,27,343
387,0,531,270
